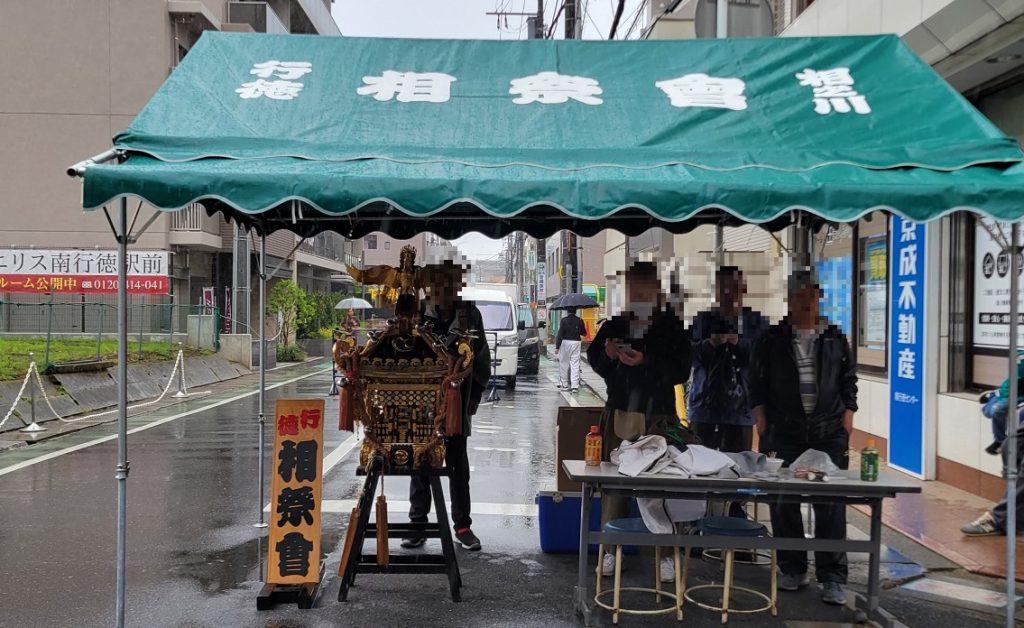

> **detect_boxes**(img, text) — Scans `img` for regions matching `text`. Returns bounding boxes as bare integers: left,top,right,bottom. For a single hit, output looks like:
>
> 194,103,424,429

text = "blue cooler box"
536,490,602,554
536,491,640,554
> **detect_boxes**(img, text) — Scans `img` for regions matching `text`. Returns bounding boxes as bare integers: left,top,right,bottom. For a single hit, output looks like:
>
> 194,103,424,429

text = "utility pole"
564,1,581,294
714,0,729,266
531,0,546,306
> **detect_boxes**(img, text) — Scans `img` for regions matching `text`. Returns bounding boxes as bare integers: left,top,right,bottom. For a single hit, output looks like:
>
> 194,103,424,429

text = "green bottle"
860,438,879,482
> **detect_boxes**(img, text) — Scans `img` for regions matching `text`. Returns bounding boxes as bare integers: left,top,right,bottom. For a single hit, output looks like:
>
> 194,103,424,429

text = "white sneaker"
660,556,675,583
602,552,616,576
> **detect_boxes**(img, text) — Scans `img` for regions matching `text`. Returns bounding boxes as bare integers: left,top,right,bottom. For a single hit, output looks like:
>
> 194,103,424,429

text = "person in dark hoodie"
688,266,768,457
587,260,692,580
750,268,858,607
401,266,491,552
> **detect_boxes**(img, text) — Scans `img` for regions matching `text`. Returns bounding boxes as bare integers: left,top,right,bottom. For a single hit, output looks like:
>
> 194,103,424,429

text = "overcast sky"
330,0,647,259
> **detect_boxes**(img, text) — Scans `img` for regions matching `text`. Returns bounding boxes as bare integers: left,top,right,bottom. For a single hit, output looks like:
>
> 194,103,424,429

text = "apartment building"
0,1,346,334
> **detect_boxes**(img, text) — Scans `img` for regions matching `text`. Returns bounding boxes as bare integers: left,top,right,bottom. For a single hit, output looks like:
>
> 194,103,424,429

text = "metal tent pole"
256,233,268,530
716,0,728,38
1006,222,1018,628
114,197,129,628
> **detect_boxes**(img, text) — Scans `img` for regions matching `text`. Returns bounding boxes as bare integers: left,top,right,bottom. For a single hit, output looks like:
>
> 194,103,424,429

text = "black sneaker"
400,537,426,549
455,528,481,551
985,440,1002,455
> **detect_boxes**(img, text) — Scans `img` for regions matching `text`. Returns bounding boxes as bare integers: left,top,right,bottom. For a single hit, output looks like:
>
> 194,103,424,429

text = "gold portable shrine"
334,247,474,472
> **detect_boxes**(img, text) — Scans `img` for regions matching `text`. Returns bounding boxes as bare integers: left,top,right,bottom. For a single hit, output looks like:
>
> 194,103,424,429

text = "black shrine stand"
256,562,326,610
338,457,463,602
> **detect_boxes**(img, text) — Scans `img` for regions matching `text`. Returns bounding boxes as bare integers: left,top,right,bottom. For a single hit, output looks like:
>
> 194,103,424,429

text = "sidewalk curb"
0,358,326,454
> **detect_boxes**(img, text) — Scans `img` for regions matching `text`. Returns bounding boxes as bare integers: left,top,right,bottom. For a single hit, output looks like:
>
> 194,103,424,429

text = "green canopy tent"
68,32,1024,627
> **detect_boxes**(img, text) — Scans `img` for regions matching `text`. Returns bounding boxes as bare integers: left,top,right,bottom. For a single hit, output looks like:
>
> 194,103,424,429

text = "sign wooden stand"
256,562,326,610
338,457,462,603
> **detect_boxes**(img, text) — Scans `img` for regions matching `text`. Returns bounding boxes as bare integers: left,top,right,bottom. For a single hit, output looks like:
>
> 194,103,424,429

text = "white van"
460,287,520,388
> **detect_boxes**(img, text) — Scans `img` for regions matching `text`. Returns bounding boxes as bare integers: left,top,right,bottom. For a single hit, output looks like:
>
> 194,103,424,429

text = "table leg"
576,482,594,623
867,499,883,614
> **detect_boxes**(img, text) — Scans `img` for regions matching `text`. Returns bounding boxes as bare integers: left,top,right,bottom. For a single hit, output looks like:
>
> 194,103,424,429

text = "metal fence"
0,294,221,364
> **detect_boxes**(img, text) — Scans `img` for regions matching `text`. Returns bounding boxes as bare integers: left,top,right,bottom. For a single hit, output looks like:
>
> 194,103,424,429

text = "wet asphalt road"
0,358,1011,627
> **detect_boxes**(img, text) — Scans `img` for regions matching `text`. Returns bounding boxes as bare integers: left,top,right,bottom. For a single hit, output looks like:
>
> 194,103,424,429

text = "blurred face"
626,276,661,322
434,282,458,309
716,273,745,310
788,285,821,321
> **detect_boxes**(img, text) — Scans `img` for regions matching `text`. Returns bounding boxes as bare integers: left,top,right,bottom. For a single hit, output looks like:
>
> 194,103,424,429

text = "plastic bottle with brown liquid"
585,425,602,466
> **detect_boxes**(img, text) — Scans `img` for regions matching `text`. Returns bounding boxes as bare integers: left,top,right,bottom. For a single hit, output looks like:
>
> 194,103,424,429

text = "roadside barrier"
0,347,196,432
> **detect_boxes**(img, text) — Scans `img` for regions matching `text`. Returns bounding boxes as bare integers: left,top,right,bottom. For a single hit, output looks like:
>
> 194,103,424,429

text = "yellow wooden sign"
267,399,325,585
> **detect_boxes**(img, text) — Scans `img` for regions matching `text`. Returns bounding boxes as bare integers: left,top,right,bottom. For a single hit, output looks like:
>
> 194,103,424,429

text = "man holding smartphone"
586,261,692,580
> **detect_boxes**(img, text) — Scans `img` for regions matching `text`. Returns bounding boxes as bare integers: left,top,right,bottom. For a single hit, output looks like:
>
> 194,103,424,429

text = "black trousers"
695,422,753,519
409,435,472,531
764,427,850,584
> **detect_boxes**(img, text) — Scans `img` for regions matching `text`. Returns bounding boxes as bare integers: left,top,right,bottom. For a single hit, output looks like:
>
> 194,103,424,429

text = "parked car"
516,303,544,375
461,287,520,388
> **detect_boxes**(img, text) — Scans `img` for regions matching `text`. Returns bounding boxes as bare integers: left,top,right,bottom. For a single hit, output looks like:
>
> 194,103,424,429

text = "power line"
546,0,566,38
608,0,626,39
620,0,648,40
641,0,684,39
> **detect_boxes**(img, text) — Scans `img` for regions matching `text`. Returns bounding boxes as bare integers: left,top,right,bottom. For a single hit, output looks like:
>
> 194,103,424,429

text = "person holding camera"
586,261,692,580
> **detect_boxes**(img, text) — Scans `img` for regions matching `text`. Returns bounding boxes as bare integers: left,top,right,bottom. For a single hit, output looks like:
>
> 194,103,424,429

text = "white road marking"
472,446,518,453
322,432,360,475
0,369,324,478
316,499,537,517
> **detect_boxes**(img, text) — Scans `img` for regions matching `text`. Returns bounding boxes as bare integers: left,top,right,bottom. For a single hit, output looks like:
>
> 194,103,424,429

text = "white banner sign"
973,220,1024,348
537,262,546,302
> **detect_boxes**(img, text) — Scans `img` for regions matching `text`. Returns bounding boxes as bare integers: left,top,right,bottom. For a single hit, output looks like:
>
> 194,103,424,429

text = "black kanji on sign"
276,486,316,527
278,439,319,483
276,531,313,578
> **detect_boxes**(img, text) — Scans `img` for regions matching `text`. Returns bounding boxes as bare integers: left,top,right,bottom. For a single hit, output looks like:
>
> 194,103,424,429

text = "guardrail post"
138,304,145,360
21,352,46,433
96,304,104,360
43,294,55,368
172,342,189,399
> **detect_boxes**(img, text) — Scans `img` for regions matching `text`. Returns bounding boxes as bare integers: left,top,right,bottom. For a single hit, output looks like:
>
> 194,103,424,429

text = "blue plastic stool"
594,517,682,624
684,516,777,624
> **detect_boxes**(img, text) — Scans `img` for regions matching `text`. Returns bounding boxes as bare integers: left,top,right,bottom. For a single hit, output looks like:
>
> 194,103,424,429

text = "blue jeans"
982,397,1024,443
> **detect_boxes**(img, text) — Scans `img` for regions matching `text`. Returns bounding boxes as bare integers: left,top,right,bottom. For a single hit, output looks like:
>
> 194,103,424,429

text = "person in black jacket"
402,269,491,552
555,307,586,392
586,261,692,579
750,269,858,606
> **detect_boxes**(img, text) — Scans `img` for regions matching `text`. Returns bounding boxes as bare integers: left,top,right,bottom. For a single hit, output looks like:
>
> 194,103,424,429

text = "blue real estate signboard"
888,217,926,476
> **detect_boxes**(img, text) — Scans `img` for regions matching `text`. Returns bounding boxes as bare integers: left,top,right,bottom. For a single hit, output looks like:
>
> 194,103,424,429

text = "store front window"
856,216,888,371
970,217,1024,388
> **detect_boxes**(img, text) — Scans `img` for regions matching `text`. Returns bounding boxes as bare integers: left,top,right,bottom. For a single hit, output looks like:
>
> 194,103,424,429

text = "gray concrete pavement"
0,355,1010,627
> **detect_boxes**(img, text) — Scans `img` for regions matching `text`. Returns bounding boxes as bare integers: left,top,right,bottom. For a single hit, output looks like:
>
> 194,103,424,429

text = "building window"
365,234,377,250
970,217,1024,388
384,241,391,251
856,216,889,371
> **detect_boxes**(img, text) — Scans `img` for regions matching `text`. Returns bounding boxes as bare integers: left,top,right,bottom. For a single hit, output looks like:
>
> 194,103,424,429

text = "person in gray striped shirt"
750,269,858,607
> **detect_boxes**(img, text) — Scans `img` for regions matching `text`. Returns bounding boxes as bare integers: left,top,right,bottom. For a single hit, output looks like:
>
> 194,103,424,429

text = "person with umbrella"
344,308,359,334
555,306,586,392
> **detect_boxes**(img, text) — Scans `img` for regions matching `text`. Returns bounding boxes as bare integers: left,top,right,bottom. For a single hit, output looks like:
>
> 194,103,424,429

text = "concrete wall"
220,333,253,368
187,314,218,350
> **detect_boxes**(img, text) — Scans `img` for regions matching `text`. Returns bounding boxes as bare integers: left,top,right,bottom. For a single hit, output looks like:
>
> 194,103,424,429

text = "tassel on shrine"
445,379,462,436
375,493,389,566
339,381,354,432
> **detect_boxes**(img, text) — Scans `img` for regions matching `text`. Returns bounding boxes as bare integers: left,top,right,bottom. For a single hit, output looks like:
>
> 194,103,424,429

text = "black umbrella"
550,293,599,311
